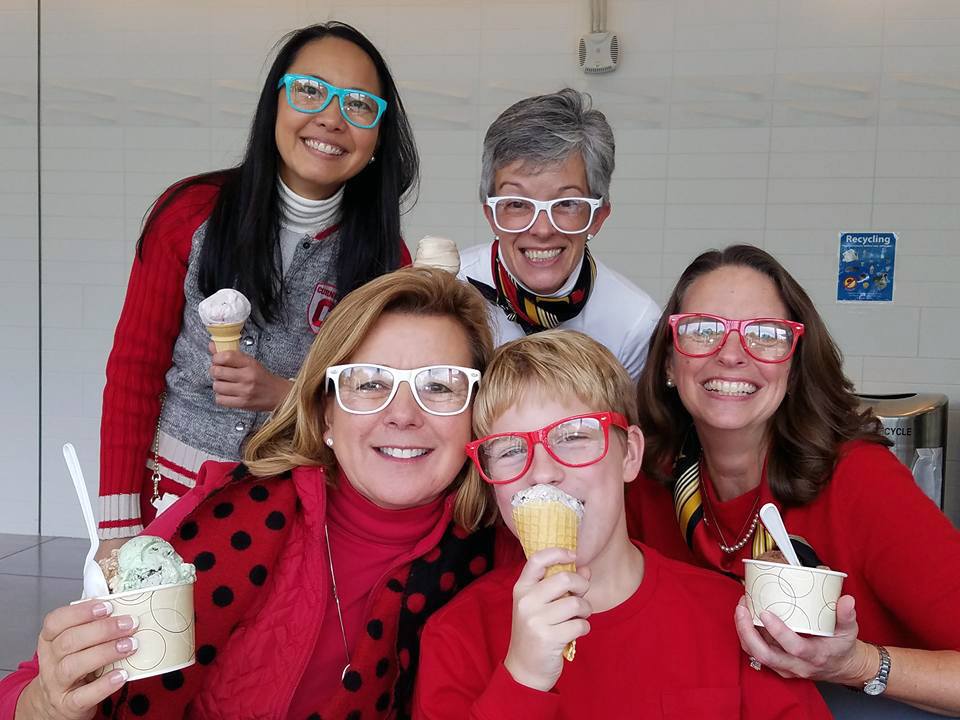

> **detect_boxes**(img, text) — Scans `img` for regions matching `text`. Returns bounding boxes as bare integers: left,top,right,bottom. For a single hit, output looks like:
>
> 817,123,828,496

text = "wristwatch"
863,644,891,696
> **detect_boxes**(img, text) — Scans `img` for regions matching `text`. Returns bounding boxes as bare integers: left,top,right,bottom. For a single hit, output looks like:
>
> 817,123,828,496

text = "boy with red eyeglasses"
413,330,830,720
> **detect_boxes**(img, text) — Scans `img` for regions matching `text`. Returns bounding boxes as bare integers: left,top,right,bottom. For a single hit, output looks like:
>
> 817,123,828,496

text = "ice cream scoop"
511,484,584,661
413,235,460,274
111,536,196,593
198,288,251,351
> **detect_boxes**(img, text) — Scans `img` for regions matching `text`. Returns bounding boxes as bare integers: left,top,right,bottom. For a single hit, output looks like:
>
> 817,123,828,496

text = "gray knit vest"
159,222,341,458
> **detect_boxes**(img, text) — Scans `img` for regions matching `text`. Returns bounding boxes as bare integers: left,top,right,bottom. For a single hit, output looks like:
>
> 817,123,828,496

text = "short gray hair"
479,88,615,202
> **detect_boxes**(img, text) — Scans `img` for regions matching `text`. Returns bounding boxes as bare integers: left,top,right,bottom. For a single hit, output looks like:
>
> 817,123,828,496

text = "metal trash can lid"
856,392,947,418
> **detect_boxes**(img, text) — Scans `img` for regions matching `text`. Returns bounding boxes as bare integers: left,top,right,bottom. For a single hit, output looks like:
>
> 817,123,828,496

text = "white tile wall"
0,0,958,535
0,2,39,534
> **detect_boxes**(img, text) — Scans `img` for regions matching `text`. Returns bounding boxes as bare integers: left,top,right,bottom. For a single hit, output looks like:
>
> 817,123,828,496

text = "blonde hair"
473,329,638,439
244,266,496,530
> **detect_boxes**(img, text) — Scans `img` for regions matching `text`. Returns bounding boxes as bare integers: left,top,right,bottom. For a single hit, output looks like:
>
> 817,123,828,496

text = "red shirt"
414,542,831,720
626,441,960,652
287,475,444,718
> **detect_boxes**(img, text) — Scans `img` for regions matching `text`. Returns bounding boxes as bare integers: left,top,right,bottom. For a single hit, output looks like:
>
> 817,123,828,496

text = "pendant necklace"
324,522,352,681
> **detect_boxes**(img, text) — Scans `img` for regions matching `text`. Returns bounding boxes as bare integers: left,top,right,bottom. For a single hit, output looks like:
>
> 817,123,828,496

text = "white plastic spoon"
758,502,802,567
63,443,111,599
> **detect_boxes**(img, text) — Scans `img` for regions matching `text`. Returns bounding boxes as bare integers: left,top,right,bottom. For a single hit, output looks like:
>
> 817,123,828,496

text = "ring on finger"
749,656,762,671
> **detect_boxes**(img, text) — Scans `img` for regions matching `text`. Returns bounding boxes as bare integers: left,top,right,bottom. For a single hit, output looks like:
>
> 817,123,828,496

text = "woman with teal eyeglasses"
94,22,419,559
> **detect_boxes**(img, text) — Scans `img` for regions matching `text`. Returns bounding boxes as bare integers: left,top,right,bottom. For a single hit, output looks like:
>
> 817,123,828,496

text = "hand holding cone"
511,484,584,661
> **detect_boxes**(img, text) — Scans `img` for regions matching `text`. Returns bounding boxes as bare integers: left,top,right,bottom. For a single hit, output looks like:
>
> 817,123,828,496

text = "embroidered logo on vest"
308,282,337,333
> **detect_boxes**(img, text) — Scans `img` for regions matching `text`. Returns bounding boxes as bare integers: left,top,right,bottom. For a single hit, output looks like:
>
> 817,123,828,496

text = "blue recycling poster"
836,232,896,302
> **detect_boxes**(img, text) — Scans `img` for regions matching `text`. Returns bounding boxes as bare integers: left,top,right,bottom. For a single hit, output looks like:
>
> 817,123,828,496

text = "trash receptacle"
856,393,949,519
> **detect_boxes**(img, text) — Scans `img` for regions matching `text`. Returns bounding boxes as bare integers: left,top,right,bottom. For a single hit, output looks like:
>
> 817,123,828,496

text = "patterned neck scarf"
467,239,597,335
671,428,822,577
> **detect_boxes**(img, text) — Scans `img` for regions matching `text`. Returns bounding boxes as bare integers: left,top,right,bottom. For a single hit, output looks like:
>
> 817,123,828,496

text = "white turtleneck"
277,177,344,275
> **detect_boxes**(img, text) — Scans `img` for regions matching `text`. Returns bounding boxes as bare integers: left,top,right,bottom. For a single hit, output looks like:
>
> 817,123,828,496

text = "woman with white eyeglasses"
95,22,419,558
3,268,498,720
628,245,960,716
458,88,660,381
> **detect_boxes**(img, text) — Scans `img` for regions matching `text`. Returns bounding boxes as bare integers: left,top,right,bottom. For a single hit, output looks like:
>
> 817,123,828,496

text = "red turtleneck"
287,475,445,717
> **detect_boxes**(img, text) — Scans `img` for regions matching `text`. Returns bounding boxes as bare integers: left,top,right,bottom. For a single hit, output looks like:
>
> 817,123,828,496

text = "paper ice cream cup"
743,559,846,637
94,580,196,681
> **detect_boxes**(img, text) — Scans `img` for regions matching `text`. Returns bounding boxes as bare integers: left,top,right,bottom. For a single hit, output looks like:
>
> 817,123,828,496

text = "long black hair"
136,22,419,322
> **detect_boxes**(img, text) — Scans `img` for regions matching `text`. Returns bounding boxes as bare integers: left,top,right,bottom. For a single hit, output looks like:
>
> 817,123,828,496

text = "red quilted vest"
95,463,494,719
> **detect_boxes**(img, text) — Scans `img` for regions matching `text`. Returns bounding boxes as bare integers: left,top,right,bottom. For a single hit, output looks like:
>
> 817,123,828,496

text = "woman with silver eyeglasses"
95,22,419,560
627,245,960,716
458,88,660,381
3,267,498,719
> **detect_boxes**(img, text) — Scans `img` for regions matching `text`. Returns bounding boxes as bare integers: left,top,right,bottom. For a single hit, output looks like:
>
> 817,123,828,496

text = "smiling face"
667,265,793,446
324,312,475,510
483,152,610,295
275,36,382,200
489,390,642,570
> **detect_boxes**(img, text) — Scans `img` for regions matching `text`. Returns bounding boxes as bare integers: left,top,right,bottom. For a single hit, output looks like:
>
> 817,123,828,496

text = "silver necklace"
324,523,351,681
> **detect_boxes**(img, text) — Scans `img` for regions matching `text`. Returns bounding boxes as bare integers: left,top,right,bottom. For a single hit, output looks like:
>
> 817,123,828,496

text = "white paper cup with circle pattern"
94,580,195,681
743,559,847,637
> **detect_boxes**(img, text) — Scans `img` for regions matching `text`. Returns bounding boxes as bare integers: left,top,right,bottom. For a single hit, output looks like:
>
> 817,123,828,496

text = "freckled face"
488,391,642,568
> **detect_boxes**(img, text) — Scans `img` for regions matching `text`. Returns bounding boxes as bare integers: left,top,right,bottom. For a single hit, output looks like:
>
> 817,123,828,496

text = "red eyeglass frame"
464,411,629,485
667,313,805,364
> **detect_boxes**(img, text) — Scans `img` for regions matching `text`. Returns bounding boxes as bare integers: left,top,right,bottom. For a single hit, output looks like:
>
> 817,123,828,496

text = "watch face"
864,680,886,696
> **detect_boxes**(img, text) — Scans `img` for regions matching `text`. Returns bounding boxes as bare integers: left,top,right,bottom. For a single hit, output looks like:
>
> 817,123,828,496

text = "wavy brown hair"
244,266,495,530
636,244,889,506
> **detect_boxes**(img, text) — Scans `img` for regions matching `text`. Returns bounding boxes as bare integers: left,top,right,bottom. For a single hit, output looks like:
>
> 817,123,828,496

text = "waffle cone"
512,499,580,662
206,321,245,352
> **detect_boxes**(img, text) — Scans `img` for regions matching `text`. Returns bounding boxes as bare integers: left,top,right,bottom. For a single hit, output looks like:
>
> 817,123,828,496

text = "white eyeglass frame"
485,195,603,235
325,363,481,416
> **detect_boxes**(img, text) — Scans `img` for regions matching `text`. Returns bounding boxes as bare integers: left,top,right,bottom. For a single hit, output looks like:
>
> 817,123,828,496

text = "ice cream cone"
512,497,580,661
206,321,244,352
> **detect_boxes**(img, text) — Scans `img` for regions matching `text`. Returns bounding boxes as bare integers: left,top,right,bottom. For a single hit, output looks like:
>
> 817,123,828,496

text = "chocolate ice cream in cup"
743,559,847,637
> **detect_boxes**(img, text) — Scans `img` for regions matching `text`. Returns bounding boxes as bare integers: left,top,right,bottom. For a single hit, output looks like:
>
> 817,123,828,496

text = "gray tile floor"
0,533,87,673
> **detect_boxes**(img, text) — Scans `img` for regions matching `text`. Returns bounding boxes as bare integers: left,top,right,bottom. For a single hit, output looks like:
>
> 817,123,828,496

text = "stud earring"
368,155,375,165
666,377,675,388
586,233,594,241
325,437,334,448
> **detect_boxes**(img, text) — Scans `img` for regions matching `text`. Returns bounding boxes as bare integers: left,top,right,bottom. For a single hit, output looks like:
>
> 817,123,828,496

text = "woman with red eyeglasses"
627,244,960,716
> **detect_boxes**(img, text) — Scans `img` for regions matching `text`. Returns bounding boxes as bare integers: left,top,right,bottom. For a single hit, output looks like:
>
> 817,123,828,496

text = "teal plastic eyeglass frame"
277,73,387,129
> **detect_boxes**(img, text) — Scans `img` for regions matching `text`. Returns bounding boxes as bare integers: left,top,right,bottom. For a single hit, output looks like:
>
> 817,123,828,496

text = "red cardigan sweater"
98,182,411,535
414,543,831,720
626,441,960,652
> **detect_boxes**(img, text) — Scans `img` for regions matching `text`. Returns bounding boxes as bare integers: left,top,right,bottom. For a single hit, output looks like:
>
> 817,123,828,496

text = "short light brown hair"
473,329,637,439
244,266,495,530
